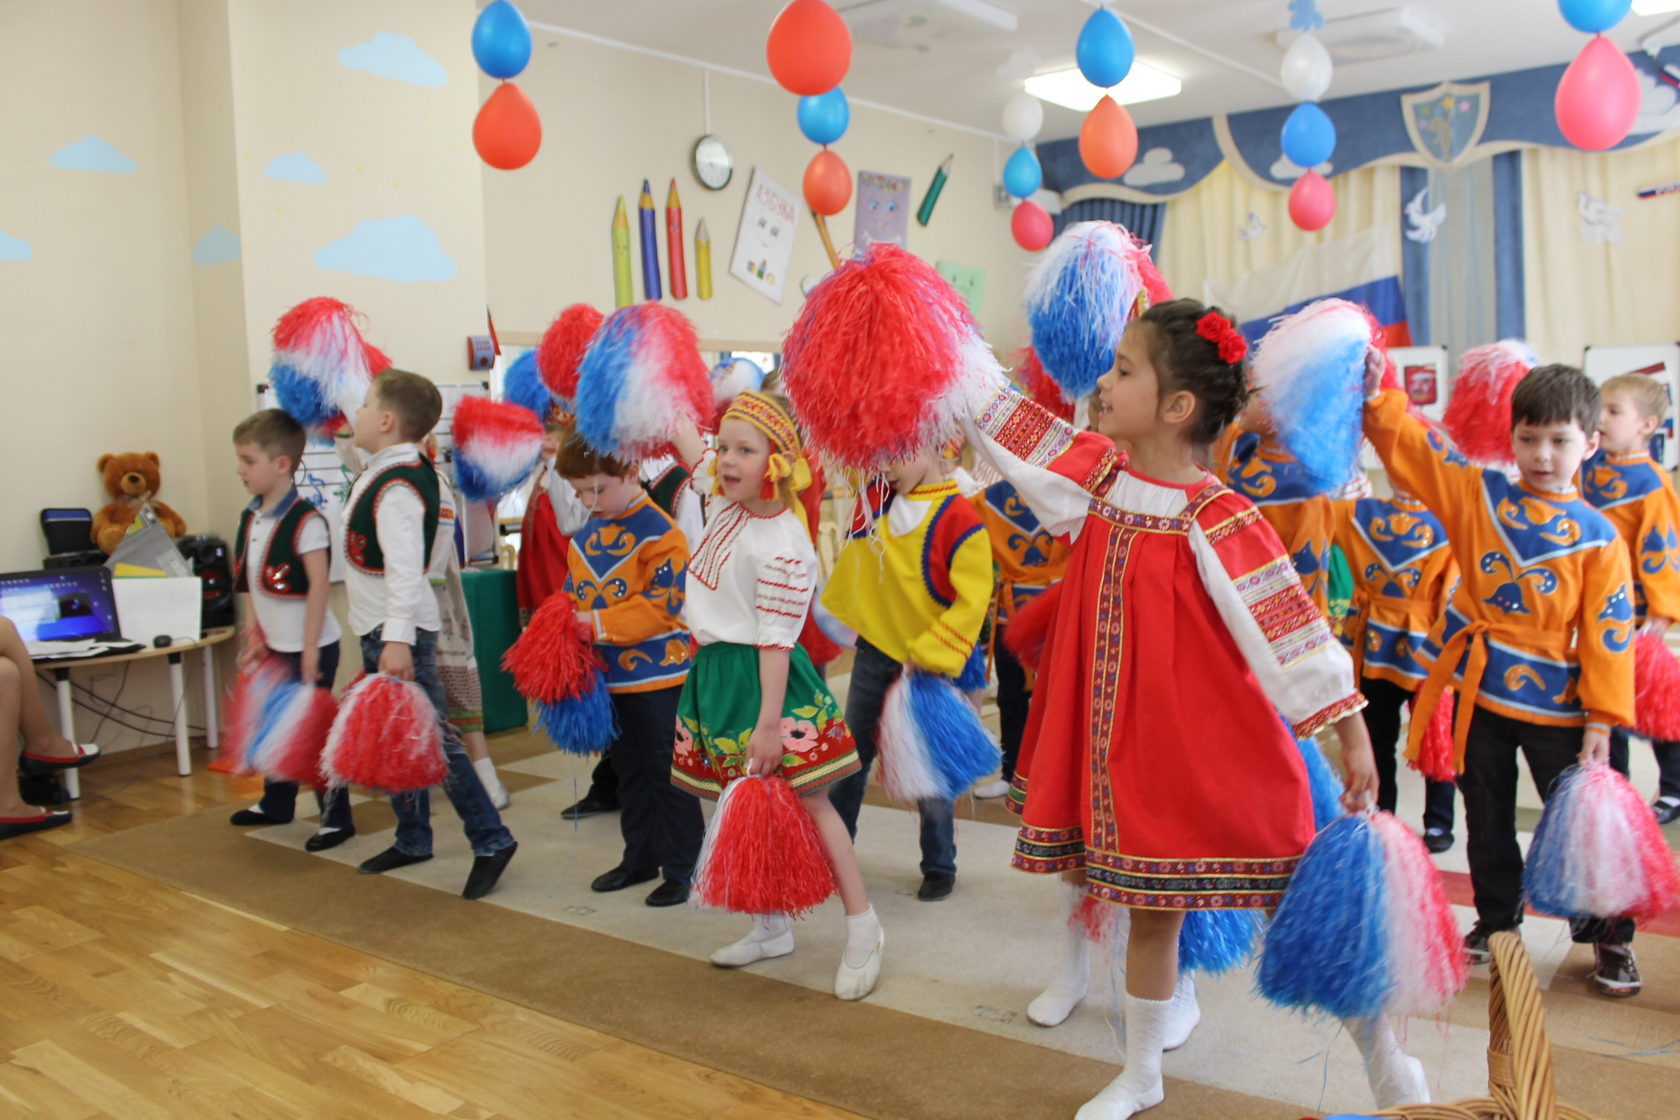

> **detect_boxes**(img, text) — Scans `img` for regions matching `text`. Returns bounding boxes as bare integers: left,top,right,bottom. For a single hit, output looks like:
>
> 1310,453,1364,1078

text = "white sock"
1348,1014,1429,1108
1075,994,1170,1120
843,906,881,967
747,912,791,942
472,757,509,805
1028,880,1091,1027
1163,972,1200,1051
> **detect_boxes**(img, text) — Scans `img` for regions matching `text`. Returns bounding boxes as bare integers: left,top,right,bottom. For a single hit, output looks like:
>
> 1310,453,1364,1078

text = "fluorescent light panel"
1633,0,1680,14
1025,63,1182,111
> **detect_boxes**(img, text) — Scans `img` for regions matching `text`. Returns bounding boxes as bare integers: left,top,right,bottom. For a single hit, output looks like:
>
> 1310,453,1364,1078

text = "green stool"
462,568,527,733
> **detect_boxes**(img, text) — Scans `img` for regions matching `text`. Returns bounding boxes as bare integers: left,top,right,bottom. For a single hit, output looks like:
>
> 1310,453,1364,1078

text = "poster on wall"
1360,345,1447,471
935,260,985,318
1584,343,1680,469
729,168,799,305
854,171,912,252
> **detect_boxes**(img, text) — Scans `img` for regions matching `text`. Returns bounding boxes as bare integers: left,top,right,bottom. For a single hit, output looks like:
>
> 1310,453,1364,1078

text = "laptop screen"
0,567,122,643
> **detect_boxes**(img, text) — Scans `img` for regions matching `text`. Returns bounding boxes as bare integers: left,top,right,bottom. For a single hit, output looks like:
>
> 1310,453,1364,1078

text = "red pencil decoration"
666,179,687,300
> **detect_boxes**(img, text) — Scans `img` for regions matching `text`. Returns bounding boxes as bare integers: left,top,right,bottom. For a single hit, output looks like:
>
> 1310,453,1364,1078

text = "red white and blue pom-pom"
1635,631,1680,741
502,593,616,754
501,348,554,422
537,303,604,403
535,677,618,755
781,243,1005,471
1297,734,1344,833
1250,298,1374,496
1524,761,1680,924
1409,689,1458,782
219,659,338,785
692,775,836,917
320,674,447,793
269,297,390,435
1441,340,1536,467
574,303,712,460
876,670,1001,802
1015,348,1077,423
1179,909,1264,975
710,356,767,426
451,394,545,503
1024,221,1152,398
1370,811,1467,1016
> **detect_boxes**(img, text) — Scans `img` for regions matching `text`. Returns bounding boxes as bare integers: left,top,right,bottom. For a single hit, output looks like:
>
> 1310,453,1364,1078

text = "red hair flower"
1195,312,1248,365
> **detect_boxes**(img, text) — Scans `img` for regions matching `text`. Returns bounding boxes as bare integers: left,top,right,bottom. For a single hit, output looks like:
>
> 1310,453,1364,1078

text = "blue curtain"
1399,154,1525,350
1492,152,1526,341
1400,166,1432,346
1054,197,1166,260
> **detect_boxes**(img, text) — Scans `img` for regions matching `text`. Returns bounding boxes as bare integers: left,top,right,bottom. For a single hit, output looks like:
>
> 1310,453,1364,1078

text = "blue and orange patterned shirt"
1581,448,1680,625
1212,424,1336,620
564,491,691,694
971,479,1072,624
1330,495,1458,689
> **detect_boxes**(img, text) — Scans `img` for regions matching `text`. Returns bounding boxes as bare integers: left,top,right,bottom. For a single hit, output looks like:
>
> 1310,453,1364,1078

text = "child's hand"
575,610,594,637
744,722,784,778
1644,615,1673,639
300,646,321,685
379,641,414,681
1579,726,1611,766
239,629,267,671
1333,714,1380,812
1362,345,1385,398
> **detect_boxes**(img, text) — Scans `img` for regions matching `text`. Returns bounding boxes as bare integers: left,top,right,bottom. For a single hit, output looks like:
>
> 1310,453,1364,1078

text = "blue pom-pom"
1179,909,1263,975
536,673,617,754
572,312,634,453
1523,765,1589,918
954,645,988,692
502,349,552,421
1024,222,1146,399
1297,735,1343,832
907,670,1001,800
1257,814,1391,1018
1250,299,1372,496
271,362,339,429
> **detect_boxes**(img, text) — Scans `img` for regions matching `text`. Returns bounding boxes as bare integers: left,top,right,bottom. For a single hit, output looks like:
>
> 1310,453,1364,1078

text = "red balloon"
803,149,852,215
1011,200,1053,252
474,81,542,170
1079,95,1139,180
767,0,851,96
1288,171,1337,231
1556,35,1642,151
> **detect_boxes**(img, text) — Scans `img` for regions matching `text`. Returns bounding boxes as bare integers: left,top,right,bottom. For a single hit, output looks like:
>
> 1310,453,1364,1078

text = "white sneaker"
973,778,1010,799
710,928,795,968
834,928,883,1000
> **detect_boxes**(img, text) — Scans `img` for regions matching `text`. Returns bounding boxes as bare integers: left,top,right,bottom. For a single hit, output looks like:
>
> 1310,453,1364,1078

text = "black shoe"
645,879,689,907
304,827,355,852
463,842,518,901
0,809,72,839
917,872,956,901
1653,797,1680,825
230,808,291,826
1464,922,1509,966
1593,942,1641,997
18,743,101,775
561,794,620,821
1422,828,1453,854
591,865,658,892
357,847,433,875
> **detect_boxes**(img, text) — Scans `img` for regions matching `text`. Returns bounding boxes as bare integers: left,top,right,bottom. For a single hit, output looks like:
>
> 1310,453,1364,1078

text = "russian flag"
1206,226,1411,351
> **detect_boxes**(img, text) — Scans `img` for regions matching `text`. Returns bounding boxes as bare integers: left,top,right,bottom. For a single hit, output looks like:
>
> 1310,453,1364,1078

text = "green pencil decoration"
916,154,952,227
611,197,634,308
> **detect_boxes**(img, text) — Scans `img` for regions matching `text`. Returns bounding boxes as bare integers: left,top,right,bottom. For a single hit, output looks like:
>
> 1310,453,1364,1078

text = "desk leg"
54,669,79,801
168,652,190,777
202,646,219,751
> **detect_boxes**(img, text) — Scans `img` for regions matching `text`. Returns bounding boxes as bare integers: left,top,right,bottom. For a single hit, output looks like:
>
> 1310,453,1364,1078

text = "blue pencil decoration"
638,179,662,301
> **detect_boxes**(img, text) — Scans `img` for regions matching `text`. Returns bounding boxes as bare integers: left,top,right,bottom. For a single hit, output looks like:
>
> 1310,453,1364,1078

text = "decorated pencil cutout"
916,154,951,227
611,197,634,308
813,211,841,271
695,218,713,300
666,179,688,300
638,179,663,300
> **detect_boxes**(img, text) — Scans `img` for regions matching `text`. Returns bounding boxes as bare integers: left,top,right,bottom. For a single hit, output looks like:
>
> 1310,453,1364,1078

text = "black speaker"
175,534,236,630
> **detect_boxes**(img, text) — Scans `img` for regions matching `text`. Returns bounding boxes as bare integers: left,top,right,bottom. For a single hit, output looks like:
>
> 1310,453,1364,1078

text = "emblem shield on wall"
1401,81,1491,167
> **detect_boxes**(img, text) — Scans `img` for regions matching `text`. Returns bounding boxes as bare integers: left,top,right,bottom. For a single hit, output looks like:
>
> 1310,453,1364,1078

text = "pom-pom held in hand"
1441,340,1536,467
1015,349,1076,422
1371,810,1466,1017
535,676,617,755
692,775,836,917
1296,734,1343,832
320,674,447,793
537,303,603,402
781,243,1004,470
908,670,1002,799
1524,761,1680,924
501,349,553,421
876,669,946,803
1179,909,1263,974
501,593,602,703
1024,221,1150,399
1635,631,1680,740
220,659,337,784
574,303,712,460
269,297,390,434
451,395,545,502
1250,298,1373,496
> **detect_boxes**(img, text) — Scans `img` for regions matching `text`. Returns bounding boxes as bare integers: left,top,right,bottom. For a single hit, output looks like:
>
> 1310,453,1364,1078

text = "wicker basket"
1374,931,1598,1120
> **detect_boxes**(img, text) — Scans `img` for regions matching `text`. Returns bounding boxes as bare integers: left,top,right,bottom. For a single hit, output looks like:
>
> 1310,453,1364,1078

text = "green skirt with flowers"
671,642,860,800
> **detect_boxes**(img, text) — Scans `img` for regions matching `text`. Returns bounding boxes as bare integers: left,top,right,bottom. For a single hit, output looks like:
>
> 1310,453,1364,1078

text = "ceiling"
516,0,1680,140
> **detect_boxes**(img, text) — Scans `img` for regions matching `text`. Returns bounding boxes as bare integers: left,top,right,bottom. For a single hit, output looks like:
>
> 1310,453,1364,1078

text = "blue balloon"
1002,145,1042,199
797,88,850,146
1557,0,1631,33
473,0,533,80
1076,8,1134,89
1281,102,1337,169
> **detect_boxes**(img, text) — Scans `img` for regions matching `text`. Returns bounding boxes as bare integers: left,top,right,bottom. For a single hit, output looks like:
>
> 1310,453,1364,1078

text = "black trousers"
608,686,702,884
583,754,619,805
994,631,1031,782
1359,675,1457,834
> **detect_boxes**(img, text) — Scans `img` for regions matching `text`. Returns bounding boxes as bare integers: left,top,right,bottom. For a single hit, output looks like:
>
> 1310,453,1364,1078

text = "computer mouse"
152,635,172,649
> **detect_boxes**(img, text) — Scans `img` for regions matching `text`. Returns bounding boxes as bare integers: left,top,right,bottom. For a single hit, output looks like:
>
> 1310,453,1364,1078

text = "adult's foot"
0,808,72,840
19,742,101,774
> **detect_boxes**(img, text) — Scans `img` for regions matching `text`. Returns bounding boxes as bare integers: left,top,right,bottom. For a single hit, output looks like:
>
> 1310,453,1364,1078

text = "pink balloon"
1011,200,1053,251
1288,171,1336,231
1555,35,1642,151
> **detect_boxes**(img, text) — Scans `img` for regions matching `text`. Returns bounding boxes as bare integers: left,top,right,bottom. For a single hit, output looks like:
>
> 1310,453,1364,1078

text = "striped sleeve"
754,551,814,650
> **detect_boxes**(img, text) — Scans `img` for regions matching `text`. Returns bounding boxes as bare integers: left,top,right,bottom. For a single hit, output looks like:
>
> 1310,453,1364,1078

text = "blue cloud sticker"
264,152,327,184
50,136,137,174
192,225,241,267
0,230,33,261
338,32,447,87
314,215,456,283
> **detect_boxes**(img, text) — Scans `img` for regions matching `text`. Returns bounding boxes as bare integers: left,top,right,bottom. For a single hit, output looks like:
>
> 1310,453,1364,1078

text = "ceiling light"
1634,0,1680,12
1024,63,1182,111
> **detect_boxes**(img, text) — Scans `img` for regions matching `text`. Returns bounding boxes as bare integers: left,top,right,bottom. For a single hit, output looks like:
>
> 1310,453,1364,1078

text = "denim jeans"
256,642,353,831
827,639,957,877
360,628,514,858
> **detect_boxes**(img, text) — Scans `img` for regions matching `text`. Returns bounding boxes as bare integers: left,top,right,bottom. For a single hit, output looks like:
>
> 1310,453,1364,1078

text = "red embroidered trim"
1293,692,1368,738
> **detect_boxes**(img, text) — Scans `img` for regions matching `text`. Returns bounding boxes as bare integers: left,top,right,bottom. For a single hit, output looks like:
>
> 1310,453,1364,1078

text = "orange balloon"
1079,95,1138,180
803,149,852,216
474,81,542,170
767,0,852,96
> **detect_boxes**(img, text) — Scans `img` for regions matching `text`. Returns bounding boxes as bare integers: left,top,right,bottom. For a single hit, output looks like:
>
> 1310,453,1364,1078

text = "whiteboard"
1583,343,1680,469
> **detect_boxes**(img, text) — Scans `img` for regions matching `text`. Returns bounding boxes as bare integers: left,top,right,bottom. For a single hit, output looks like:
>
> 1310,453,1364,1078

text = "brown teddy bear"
93,452,187,553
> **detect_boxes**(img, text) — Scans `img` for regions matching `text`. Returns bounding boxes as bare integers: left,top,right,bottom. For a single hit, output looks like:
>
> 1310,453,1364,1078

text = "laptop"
0,566,140,659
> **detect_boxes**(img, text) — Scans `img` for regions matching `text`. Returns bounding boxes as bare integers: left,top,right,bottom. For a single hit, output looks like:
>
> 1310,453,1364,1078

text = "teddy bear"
93,452,187,553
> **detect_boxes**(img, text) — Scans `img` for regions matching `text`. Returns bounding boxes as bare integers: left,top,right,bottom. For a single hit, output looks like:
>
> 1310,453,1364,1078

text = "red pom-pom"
320,675,447,793
1004,581,1063,673
1409,688,1458,782
1636,632,1680,740
537,303,603,402
1442,341,1536,467
1135,246,1173,309
219,660,267,774
693,776,836,917
1016,348,1075,423
502,593,603,703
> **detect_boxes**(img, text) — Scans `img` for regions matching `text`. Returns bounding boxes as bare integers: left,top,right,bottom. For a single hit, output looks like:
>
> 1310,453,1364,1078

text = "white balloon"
1002,90,1044,142
1281,33,1332,102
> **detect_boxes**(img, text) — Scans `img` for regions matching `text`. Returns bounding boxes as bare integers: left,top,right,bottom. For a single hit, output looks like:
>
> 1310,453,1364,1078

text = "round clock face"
692,134,733,191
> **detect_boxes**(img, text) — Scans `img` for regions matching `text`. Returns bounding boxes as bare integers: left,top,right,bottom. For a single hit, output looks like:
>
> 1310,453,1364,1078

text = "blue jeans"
256,643,353,832
359,628,514,858
827,640,957,877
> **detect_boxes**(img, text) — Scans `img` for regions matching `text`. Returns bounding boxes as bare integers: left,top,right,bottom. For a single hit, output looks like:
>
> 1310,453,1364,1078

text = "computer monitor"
0,566,123,643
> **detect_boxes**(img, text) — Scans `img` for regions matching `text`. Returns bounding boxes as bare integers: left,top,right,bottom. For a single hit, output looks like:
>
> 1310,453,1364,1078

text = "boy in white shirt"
228,409,355,850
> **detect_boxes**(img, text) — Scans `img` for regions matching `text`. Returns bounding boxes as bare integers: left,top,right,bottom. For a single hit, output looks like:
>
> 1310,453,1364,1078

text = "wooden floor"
0,745,861,1120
